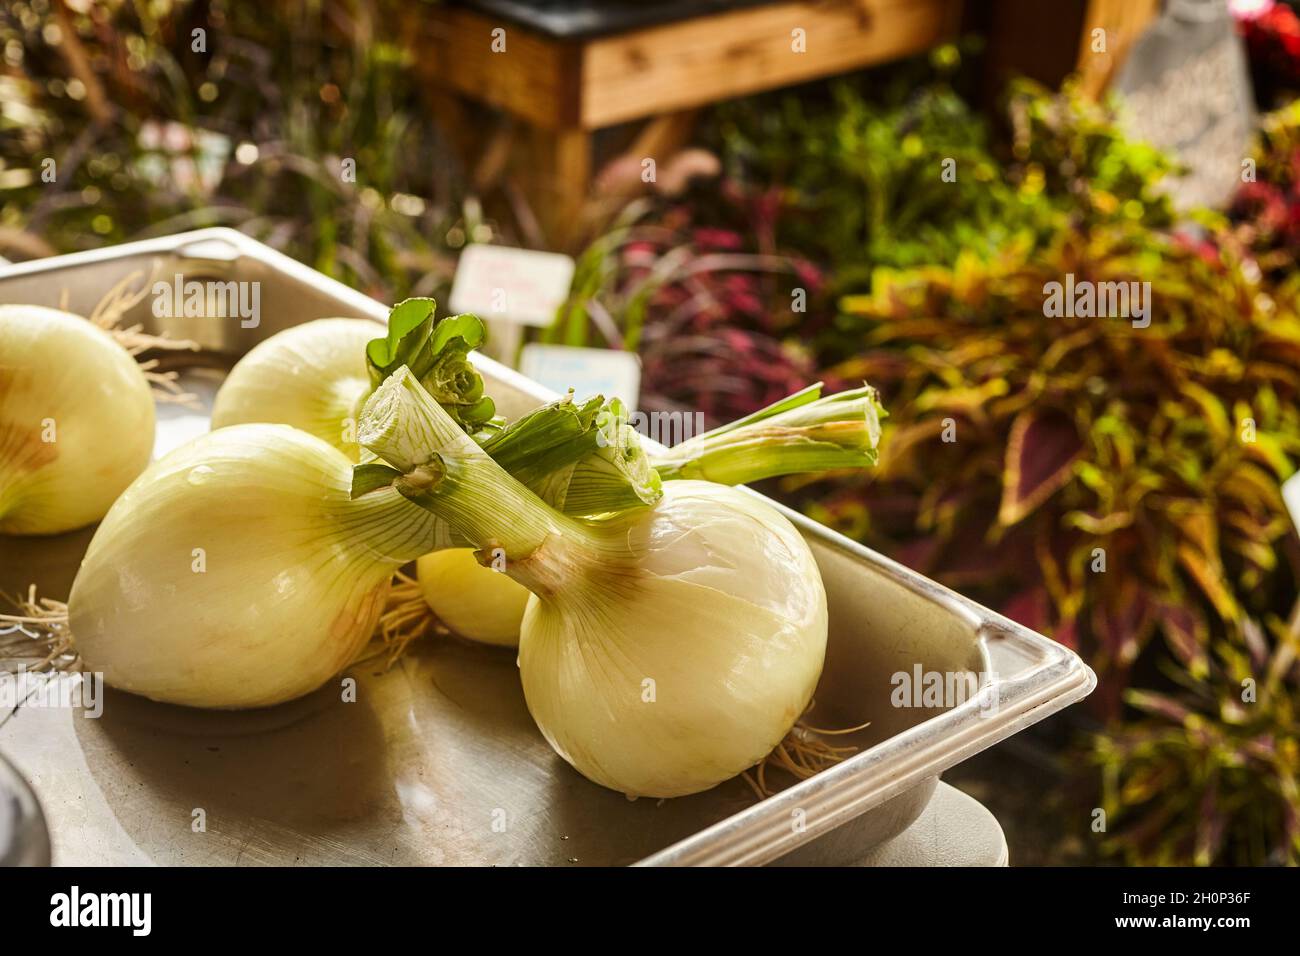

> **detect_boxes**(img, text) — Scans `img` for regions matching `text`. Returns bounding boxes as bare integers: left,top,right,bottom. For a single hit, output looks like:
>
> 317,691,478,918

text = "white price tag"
449,244,575,327
519,344,642,410
1283,473,1300,533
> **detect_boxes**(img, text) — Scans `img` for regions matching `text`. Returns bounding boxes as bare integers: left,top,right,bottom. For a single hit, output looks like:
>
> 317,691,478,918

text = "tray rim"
0,228,1096,866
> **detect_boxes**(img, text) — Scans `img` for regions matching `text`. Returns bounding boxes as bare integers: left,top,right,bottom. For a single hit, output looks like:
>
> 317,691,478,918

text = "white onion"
210,318,375,461
416,548,529,647
519,480,827,798
0,304,155,535
69,423,436,708
209,314,878,667
361,368,829,798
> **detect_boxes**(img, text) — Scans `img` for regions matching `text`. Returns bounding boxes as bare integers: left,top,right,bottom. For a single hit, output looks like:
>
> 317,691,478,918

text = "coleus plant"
549,201,821,425
804,221,1300,723
1093,615,1300,865
1235,0,1300,108
1228,98,1300,284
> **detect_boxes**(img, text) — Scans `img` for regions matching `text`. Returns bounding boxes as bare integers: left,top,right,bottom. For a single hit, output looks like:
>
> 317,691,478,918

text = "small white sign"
520,344,641,410
1283,473,1300,532
449,244,575,327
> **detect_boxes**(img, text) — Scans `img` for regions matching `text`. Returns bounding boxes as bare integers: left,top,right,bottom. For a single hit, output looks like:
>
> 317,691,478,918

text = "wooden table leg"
1075,0,1161,99
519,125,593,251
626,110,701,168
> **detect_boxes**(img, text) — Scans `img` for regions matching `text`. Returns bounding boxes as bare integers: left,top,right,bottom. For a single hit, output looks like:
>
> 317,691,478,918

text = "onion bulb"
0,304,155,536
518,480,827,798
68,423,436,708
416,549,529,647
211,318,376,461
360,368,829,798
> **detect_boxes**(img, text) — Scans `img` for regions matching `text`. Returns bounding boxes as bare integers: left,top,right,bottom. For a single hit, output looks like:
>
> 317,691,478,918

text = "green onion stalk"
358,368,834,799
385,379,883,649
212,300,884,646
214,300,882,521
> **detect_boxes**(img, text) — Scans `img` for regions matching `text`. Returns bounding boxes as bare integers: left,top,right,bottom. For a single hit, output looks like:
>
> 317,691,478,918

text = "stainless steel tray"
0,229,1095,866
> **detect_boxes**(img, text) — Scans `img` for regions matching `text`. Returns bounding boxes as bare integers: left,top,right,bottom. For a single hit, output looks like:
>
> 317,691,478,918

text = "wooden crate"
415,0,964,244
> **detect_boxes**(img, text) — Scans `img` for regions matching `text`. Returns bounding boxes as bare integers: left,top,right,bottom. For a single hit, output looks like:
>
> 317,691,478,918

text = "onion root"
75,268,202,407
0,586,75,674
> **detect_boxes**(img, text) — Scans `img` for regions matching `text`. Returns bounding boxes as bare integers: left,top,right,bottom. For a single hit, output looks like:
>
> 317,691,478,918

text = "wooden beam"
421,0,963,131
579,0,964,127
423,7,580,129
516,125,593,249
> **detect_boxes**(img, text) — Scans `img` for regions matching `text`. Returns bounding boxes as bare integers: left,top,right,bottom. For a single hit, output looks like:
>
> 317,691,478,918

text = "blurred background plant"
548,195,821,425
1095,609,1299,865
1228,96,1300,288
556,55,1182,396
0,0,489,302
804,223,1300,713
1235,0,1300,108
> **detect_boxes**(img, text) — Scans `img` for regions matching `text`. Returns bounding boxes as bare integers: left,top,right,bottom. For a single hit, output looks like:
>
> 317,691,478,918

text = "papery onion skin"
417,548,530,647
69,424,434,709
0,305,155,535
518,480,829,799
211,318,375,462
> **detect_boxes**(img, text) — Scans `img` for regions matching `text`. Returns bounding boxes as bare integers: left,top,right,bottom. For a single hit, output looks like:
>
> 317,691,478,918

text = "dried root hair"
61,267,202,407
743,711,871,799
355,570,451,670
0,585,76,675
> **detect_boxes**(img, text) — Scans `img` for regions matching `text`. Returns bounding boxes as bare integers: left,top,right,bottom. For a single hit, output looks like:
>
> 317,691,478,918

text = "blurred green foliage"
805,172,1300,868
707,49,1177,299
0,0,484,301
713,80,1017,286
1096,624,1300,866
559,49,1188,410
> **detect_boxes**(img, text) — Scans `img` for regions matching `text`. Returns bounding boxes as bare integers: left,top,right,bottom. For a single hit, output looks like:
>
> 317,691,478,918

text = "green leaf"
480,392,604,483
364,301,494,434
703,383,824,437
414,314,494,431
429,313,487,355
367,297,437,385
651,384,884,484
350,462,404,499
